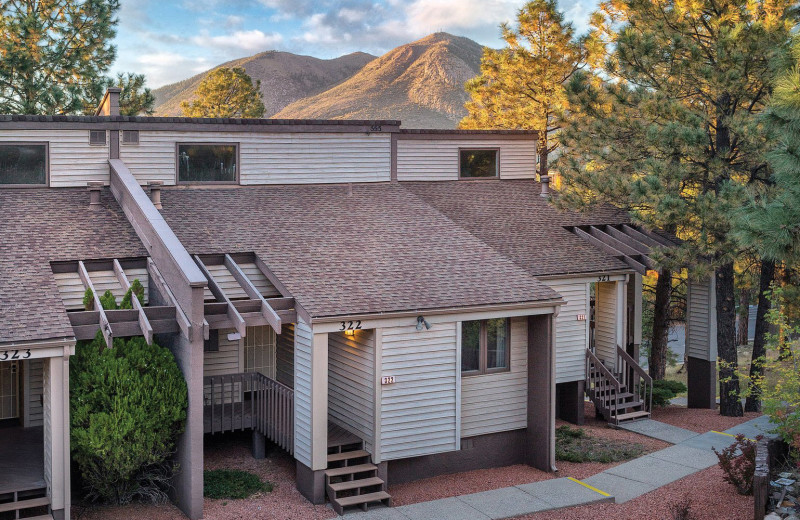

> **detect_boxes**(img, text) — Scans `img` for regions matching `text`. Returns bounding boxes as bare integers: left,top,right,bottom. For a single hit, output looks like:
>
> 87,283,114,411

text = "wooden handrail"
616,345,652,384
616,345,653,414
586,349,622,419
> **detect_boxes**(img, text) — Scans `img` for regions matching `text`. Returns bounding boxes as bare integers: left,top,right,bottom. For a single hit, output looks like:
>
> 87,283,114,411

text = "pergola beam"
113,259,154,344
603,226,651,255
224,254,281,334
254,254,312,325
620,224,675,249
148,258,193,339
77,261,113,348
194,255,246,338
573,227,648,275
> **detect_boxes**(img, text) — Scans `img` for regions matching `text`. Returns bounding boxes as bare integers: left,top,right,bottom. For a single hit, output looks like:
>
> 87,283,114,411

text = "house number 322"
339,320,362,331
0,349,31,361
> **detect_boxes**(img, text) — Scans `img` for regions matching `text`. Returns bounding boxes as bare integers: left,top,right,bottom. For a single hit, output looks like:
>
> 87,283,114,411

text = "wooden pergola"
566,224,679,275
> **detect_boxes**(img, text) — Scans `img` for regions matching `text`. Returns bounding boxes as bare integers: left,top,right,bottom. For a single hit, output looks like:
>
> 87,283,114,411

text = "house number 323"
0,349,31,361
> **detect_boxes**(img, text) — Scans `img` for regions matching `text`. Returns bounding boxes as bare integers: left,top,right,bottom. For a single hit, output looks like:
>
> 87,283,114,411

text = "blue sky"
113,0,596,88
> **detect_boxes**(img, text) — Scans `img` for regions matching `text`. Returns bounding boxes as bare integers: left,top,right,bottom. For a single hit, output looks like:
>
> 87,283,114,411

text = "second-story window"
461,318,510,375
459,149,498,178
177,143,238,183
0,143,47,186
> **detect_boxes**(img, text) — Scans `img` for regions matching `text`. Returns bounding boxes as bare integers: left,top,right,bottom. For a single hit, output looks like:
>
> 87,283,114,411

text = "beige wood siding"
379,322,458,460
293,321,313,467
120,131,392,185
203,328,241,377
54,267,149,310
543,279,590,384
396,139,536,181
28,359,44,427
460,317,527,437
0,129,108,186
687,277,716,361
595,282,618,368
328,330,375,454
276,325,294,388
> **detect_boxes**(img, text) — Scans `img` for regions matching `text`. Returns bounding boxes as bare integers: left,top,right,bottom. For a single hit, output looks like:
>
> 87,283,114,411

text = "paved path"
341,415,774,518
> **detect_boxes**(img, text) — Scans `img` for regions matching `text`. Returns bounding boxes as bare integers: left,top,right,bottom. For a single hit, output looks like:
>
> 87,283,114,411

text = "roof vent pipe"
540,174,550,197
88,181,103,209
148,181,163,209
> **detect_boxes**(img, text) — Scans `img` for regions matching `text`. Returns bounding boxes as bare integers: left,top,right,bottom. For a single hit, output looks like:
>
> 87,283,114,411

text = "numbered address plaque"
0,344,74,361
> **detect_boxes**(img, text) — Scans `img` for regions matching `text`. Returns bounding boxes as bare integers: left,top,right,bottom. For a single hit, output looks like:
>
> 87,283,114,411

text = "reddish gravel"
516,464,752,520
651,405,763,433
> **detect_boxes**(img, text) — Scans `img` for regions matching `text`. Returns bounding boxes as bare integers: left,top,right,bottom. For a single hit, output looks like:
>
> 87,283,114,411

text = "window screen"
486,318,509,370
122,130,139,144
461,320,481,372
0,144,47,185
460,149,498,178
89,130,106,145
177,144,237,183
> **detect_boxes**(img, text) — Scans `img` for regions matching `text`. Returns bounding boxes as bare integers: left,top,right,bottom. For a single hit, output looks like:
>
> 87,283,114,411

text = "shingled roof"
158,183,562,319
0,188,146,344
404,180,632,277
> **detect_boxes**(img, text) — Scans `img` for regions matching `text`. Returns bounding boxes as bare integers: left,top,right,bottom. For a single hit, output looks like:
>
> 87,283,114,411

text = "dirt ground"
71,404,757,519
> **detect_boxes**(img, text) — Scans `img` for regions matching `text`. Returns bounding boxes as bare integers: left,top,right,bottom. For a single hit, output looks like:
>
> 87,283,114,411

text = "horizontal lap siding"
293,321,313,467
120,131,392,185
328,331,374,454
380,323,458,460
396,139,537,181
461,317,527,437
543,279,589,384
276,325,294,388
54,267,150,311
203,328,240,377
0,130,108,186
28,359,44,427
595,282,617,368
687,278,712,360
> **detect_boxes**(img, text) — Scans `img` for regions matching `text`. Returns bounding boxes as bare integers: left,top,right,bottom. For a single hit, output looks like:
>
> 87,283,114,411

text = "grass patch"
204,469,273,499
555,425,646,463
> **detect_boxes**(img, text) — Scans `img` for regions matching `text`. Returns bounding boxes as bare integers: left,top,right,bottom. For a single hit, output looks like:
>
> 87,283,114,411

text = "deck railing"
585,349,621,419
203,372,294,455
615,345,653,415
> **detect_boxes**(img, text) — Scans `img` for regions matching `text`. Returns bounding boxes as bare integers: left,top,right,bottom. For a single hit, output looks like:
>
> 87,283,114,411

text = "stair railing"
616,345,653,414
585,349,621,421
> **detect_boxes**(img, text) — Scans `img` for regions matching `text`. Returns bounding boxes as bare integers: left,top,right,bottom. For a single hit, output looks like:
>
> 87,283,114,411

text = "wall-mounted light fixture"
416,316,432,331
344,329,355,336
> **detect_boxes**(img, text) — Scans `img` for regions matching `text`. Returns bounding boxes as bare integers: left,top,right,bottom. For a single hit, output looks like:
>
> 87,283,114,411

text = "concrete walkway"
341,415,773,518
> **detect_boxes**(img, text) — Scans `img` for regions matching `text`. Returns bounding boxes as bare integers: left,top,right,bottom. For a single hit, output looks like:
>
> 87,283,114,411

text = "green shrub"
70,332,188,504
120,279,145,310
204,470,273,499
82,287,94,310
649,379,688,407
98,289,117,310
556,425,645,463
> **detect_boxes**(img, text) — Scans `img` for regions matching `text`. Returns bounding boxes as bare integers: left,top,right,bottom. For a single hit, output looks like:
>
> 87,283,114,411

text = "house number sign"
577,314,586,321
339,320,363,331
381,376,396,385
0,349,31,361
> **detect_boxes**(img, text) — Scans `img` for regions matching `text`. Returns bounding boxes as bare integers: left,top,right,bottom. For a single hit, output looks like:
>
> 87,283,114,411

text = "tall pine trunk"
717,262,743,417
744,260,775,412
649,268,672,380
736,289,751,346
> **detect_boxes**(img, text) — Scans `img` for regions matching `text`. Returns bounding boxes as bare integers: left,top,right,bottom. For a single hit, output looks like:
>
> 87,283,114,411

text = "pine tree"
181,68,265,119
0,0,120,114
555,0,795,416
459,0,585,179
86,73,156,116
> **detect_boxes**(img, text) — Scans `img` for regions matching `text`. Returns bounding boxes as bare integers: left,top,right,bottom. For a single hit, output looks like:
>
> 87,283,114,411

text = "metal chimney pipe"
540,174,550,197
148,181,163,209
88,181,103,209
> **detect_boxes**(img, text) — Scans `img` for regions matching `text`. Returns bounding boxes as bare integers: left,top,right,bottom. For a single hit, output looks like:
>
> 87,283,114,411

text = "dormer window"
459,149,498,178
0,143,48,186
177,143,238,183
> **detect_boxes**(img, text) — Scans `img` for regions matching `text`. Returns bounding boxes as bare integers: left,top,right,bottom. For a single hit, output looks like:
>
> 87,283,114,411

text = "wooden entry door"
0,361,19,421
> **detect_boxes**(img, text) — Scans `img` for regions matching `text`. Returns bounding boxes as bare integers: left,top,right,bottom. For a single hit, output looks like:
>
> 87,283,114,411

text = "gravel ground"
516,464,753,520
651,405,763,433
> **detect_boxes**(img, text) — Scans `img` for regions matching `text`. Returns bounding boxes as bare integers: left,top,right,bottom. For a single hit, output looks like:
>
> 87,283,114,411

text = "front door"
0,361,19,421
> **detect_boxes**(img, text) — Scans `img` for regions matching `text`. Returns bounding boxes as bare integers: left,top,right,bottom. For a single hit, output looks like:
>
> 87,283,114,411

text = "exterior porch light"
344,329,355,336
416,315,432,331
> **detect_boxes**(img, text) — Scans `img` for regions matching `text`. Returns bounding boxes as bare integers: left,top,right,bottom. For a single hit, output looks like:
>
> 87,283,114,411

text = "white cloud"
191,29,284,52
133,52,213,87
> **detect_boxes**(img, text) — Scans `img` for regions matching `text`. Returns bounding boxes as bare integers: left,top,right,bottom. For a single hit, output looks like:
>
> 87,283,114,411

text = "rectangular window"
177,143,238,183
461,318,510,375
459,149,498,178
0,143,47,186
122,130,139,145
89,130,106,146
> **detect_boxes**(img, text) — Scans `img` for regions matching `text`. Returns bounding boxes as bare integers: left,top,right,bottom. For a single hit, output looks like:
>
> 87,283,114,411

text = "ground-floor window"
244,326,276,378
461,318,510,375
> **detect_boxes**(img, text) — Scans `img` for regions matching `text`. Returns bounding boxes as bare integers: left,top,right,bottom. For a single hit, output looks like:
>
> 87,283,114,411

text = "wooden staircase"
324,431,392,515
0,486,52,520
586,346,653,426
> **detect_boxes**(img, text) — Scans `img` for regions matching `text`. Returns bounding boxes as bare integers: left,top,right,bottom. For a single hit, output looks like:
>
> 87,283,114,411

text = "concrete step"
328,449,370,464
328,476,385,493
325,463,378,479
0,496,50,513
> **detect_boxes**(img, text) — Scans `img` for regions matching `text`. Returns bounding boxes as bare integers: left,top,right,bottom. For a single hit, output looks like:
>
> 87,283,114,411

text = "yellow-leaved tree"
460,0,586,180
181,67,265,118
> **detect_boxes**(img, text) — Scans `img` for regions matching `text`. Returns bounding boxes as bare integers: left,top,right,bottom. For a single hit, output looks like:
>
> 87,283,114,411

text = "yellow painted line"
568,477,612,497
711,430,755,442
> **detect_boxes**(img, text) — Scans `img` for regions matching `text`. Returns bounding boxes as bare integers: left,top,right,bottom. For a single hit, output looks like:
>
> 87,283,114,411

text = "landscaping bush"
713,433,761,495
649,379,688,407
555,425,646,463
204,470,273,499
70,332,188,504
